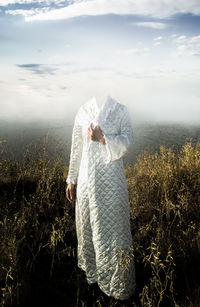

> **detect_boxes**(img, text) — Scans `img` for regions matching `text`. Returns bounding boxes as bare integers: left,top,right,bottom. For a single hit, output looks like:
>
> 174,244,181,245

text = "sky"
0,0,200,125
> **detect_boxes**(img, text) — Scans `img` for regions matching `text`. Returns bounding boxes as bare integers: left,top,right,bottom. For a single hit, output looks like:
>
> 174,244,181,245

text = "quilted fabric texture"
66,95,136,300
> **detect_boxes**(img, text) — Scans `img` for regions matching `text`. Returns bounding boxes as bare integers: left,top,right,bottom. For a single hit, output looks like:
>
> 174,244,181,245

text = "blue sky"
0,0,200,124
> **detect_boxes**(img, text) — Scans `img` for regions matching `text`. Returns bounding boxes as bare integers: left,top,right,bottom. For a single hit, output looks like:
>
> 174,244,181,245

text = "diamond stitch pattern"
66,96,136,300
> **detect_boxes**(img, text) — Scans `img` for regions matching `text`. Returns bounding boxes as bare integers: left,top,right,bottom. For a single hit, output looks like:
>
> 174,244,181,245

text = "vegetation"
0,135,200,306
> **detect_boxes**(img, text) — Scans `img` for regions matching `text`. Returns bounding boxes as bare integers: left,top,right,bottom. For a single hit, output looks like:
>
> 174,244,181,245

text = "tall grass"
126,140,200,306
0,135,200,306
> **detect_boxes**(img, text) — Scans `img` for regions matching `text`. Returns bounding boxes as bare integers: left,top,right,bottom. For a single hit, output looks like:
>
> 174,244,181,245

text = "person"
66,95,136,300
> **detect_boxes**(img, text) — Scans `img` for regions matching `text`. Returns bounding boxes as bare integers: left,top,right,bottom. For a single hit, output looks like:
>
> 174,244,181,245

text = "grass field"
0,133,200,306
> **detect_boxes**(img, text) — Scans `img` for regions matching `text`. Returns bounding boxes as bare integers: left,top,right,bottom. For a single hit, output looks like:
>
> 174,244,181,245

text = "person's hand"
66,183,77,202
88,123,106,145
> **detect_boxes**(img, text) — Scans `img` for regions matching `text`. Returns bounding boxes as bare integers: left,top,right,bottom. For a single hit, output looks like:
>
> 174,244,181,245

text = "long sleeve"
102,106,133,164
66,113,83,184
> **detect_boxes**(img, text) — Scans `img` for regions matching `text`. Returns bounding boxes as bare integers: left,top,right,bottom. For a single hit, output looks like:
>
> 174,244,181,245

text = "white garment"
66,95,136,300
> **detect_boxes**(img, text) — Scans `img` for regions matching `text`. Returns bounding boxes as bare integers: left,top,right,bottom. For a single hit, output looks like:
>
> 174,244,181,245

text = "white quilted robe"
66,95,136,300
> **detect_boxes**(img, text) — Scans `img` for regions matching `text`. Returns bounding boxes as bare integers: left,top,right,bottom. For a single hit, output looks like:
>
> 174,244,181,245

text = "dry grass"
0,135,200,306
126,140,200,306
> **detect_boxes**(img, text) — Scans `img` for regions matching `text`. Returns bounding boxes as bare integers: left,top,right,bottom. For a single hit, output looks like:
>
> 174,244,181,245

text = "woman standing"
66,95,136,300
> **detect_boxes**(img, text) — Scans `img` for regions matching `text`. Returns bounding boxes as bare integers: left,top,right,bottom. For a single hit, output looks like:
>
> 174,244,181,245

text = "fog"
1,67,200,126
1,117,200,167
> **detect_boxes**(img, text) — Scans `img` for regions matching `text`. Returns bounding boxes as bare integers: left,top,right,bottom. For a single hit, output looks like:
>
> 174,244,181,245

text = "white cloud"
190,35,200,43
133,22,167,29
115,47,149,57
171,34,200,56
154,36,163,41
6,8,40,17
5,6,53,16
173,35,187,43
172,44,200,57
154,41,161,46
2,0,199,22
0,0,65,5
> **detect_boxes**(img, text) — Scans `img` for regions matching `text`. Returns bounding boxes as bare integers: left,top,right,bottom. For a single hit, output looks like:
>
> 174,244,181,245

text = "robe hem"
98,282,136,301
77,261,136,301
77,262,98,284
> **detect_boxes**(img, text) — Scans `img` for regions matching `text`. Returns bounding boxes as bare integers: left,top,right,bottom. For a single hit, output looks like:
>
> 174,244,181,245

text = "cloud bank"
2,0,200,21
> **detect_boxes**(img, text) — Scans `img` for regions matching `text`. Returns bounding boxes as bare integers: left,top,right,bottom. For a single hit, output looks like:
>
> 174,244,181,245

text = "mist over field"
1,119,200,166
